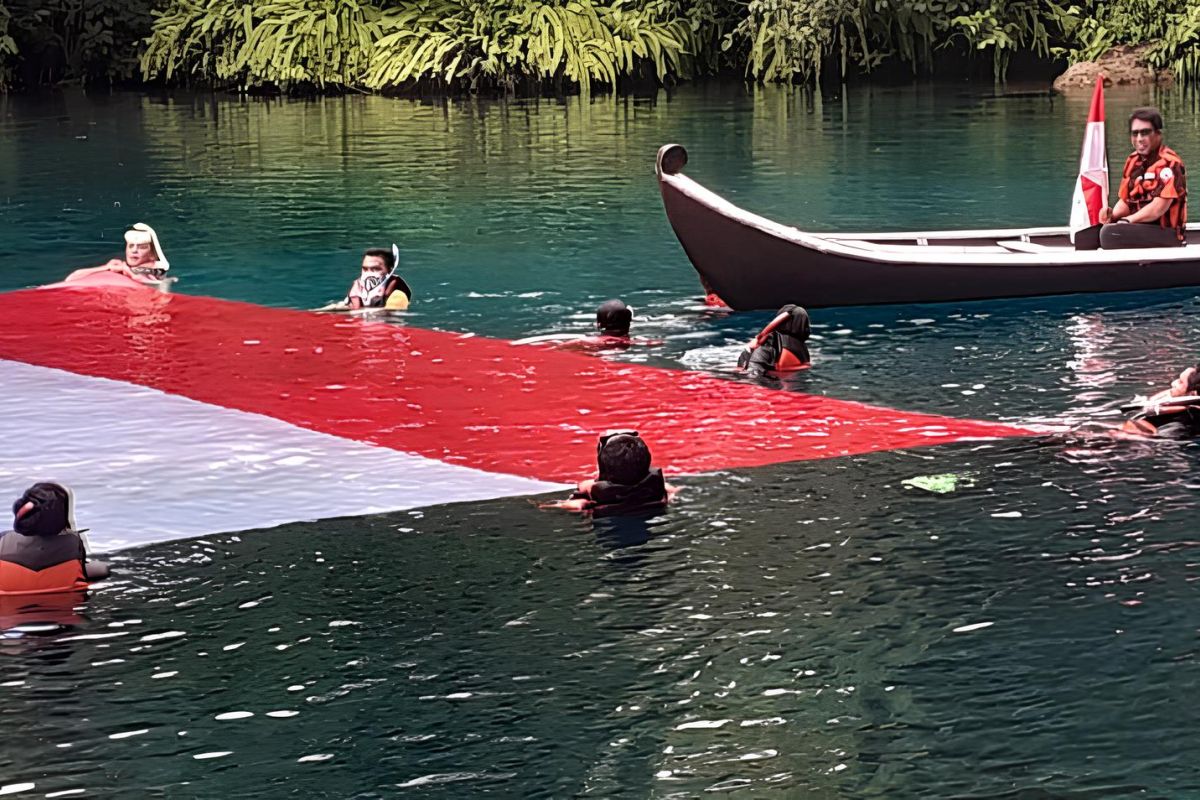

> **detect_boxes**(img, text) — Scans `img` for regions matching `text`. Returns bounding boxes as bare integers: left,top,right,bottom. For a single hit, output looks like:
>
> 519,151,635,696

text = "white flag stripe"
0,360,565,552
1070,102,1108,237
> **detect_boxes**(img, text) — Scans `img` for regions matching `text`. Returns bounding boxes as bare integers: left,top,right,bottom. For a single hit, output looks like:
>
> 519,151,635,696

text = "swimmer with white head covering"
63,223,171,286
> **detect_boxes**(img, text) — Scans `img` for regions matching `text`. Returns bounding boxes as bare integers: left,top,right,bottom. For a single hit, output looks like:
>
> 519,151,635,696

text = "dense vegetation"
0,0,1197,94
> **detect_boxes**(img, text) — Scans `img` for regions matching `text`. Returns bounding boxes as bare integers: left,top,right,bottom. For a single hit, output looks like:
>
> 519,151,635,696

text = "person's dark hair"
777,304,811,340
363,248,395,270
598,434,651,485
1130,107,1164,132
596,299,632,337
13,483,70,538
1188,364,1200,394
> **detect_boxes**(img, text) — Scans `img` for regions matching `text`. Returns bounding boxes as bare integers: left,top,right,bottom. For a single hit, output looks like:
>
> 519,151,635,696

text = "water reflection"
3,83,1200,795
0,433,1197,793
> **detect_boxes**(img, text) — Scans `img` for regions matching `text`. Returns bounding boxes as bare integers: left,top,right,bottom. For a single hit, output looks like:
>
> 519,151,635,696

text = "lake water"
2,82,1200,797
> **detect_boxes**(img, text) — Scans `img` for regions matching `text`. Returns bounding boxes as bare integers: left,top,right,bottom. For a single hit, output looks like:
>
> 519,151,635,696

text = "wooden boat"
655,143,1200,310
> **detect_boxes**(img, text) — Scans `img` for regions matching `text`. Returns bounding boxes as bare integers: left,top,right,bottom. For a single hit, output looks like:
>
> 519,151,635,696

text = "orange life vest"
0,530,89,596
1120,146,1188,242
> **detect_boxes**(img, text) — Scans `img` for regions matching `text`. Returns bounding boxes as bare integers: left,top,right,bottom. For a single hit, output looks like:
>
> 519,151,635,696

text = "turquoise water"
3,84,1200,796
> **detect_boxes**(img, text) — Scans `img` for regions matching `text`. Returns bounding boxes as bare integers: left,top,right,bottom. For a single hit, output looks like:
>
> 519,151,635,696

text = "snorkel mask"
123,223,170,275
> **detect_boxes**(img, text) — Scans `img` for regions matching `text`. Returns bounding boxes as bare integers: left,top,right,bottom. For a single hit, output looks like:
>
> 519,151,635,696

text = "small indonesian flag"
1069,76,1109,241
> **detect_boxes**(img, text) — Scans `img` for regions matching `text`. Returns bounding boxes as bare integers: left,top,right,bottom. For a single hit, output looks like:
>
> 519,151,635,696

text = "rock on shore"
1053,44,1173,91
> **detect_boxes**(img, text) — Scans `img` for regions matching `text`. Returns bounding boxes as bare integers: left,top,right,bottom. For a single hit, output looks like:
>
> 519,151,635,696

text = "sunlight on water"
2,83,1200,795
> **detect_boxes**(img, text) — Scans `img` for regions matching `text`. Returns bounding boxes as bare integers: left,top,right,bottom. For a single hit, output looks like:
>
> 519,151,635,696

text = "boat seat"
997,240,1069,254
835,239,1010,255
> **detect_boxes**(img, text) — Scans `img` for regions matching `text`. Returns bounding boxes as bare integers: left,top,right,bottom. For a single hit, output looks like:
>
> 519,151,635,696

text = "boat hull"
656,144,1200,310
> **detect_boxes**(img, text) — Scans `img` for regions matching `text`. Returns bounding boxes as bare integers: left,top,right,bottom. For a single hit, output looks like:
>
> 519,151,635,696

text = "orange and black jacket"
0,530,88,595
1,482,89,596
1120,146,1188,242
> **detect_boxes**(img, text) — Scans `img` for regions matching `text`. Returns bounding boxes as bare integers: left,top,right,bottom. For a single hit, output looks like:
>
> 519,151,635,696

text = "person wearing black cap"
1121,364,1200,437
542,431,672,516
1099,106,1188,249
0,483,110,595
738,304,812,375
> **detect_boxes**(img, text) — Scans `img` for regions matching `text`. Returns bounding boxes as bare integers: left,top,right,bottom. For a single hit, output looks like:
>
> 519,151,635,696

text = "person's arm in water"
346,278,364,310
74,533,111,581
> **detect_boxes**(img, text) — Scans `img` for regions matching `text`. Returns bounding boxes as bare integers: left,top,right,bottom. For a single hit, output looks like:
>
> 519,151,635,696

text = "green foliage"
141,0,700,93
5,0,154,85
141,0,382,89
730,0,855,84
948,0,1048,82
2,0,1199,92
0,5,18,91
1047,0,1200,86
727,0,1056,85
1152,2,1200,87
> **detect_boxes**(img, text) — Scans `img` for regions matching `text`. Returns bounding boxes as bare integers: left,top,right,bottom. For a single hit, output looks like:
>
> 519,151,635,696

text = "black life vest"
572,468,668,517
739,305,811,373
1131,402,1200,438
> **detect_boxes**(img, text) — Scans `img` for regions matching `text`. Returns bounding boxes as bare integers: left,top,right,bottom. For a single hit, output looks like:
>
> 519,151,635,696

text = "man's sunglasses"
1130,128,1157,138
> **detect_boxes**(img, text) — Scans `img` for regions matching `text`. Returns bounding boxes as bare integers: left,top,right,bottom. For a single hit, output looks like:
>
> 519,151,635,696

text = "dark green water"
3,84,1200,797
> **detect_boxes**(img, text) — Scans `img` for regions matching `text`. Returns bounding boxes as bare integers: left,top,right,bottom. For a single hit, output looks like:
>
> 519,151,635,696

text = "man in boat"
738,304,812,374
64,223,170,284
541,431,672,516
0,483,110,596
1099,107,1187,249
1121,364,1200,437
345,247,411,310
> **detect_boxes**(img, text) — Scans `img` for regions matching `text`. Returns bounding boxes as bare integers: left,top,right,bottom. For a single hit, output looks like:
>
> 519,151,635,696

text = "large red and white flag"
1069,76,1108,241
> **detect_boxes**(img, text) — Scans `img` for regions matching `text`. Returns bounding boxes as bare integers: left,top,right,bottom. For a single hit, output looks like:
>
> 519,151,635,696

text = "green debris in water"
902,473,974,494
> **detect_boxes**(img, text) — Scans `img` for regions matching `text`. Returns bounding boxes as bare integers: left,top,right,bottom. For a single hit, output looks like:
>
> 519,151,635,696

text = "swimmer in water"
345,247,412,310
540,299,661,351
0,483,110,595
542,430,673,516
738,304,812,374
595,299,633,340
1121,364,1200,437
64,223,170,284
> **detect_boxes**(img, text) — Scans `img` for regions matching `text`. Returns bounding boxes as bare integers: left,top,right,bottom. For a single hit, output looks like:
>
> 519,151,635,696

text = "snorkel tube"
383,243,413,307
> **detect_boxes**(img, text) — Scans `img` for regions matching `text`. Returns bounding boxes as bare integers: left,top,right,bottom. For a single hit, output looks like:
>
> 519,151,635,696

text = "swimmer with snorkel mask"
64,223,171,286
1121,364,1200,438
344,246,412,311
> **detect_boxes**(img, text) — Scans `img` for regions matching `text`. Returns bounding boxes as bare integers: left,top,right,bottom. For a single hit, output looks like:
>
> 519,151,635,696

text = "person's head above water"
123,223,168,270
12,482,73,538
1168,364,1200,397
773,304,811,340
597,431,652,485
362,248,395,276
596,299,633,338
